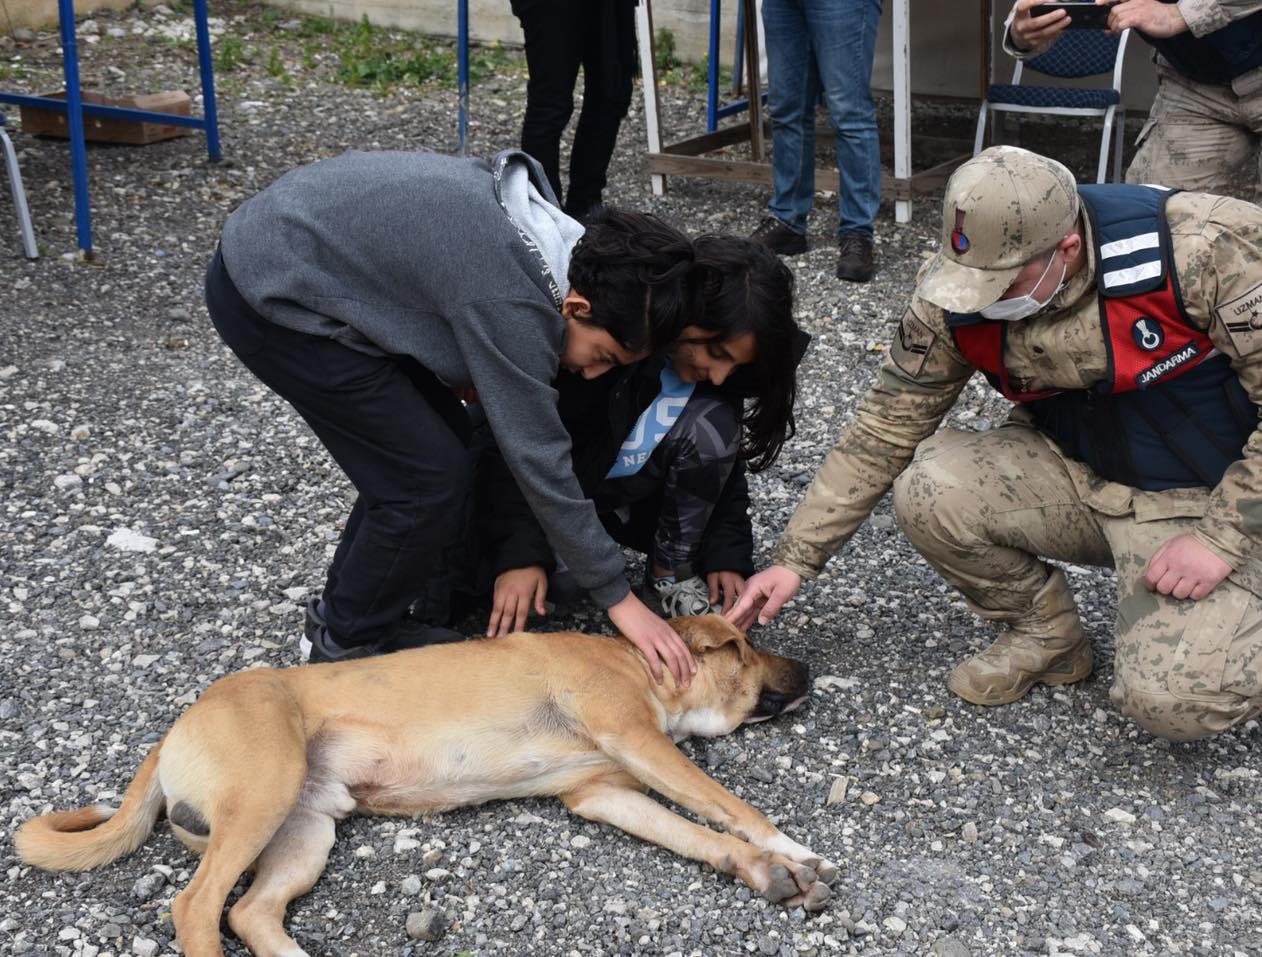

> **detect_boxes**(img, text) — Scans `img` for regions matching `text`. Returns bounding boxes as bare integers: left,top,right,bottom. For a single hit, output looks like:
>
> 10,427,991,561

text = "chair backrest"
1027,30,1122,79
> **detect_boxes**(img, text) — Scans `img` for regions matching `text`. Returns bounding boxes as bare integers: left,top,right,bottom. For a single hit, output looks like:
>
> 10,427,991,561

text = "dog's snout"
754,656,811,718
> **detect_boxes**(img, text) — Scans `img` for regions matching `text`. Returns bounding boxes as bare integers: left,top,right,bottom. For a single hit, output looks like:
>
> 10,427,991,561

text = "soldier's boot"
947,569,1093,706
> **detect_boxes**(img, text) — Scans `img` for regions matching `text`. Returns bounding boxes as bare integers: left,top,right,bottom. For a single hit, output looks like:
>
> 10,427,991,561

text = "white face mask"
978,253,1066,322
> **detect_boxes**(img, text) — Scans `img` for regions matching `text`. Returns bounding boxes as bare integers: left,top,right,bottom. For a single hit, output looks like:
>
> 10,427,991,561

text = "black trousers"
510,0,638,216
205,250,474,647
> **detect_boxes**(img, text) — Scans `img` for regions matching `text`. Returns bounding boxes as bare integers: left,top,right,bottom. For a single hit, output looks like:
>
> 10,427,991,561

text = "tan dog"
16,614,836,957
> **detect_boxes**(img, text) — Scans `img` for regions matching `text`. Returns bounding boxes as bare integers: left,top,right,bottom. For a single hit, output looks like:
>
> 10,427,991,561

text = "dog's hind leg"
166,678,309,957
227,806,336,957
561,773,832,911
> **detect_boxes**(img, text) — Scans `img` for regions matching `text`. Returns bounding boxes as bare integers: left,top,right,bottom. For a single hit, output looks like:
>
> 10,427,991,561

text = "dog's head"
664,614,811,738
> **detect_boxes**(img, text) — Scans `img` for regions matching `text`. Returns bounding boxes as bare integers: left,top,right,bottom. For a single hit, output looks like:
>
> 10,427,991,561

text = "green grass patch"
215,35,244,73
654,28,730,92
332,16,517,91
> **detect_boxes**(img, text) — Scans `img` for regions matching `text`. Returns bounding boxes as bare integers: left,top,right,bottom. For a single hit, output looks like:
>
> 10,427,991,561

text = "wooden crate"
20,89,191,145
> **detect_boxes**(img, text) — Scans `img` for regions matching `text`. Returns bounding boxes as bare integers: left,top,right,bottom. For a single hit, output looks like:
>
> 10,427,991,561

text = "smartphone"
1029,2,1115,29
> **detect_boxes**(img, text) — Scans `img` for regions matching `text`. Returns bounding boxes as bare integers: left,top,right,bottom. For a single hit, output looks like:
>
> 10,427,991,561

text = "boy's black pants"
205,249,473,648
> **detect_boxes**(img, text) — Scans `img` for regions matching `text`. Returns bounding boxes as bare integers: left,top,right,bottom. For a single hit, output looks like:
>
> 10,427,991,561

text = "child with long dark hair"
478,233,805,635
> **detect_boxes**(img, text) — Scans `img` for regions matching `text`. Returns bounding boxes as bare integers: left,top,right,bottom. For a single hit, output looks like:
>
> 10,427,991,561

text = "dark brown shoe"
749,216,808,256
836,232,875,283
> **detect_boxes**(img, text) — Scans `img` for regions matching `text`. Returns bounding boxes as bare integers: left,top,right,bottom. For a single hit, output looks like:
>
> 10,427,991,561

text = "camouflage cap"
918,146,1080,313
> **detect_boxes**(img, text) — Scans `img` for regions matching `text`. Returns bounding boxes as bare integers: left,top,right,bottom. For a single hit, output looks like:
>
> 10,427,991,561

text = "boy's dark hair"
686,236,800,472
567,208,698,353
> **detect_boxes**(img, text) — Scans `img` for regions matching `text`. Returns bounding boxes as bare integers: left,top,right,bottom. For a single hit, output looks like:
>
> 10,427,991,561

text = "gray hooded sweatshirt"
220,149,629,608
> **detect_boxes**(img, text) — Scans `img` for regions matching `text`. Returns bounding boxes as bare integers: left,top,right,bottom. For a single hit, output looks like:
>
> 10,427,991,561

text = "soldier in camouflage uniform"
729,146,1262,741
1005,0,1262,197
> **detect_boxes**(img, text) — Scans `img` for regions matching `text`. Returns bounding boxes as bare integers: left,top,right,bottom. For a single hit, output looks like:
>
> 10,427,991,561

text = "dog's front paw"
750,853,832,911
805,856,839,884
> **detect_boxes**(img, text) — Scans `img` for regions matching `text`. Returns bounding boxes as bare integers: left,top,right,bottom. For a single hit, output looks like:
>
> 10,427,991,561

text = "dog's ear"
671,614,756,664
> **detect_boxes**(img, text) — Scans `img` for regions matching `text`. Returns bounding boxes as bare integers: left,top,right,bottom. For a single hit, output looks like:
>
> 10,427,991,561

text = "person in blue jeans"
749,0,883,283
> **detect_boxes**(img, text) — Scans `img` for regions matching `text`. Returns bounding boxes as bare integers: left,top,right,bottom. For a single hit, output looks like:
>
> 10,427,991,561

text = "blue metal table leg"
59,0,92,256
457,0,468,154
707,0,720,133
732,0,745,94
193,0,221,161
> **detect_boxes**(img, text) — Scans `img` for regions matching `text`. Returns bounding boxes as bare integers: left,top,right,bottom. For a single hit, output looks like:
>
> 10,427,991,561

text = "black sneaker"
836,232,875,283
749,216,808,256
306,624,375,664
303,613,466,663
303,597,326,647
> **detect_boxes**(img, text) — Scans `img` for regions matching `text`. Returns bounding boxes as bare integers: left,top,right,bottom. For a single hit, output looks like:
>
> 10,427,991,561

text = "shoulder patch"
891,307,937,377
1215,280,1262,357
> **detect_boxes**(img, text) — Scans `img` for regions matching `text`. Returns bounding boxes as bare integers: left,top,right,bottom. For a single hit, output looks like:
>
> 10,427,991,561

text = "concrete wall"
5,0,1159,111
6,0,146,30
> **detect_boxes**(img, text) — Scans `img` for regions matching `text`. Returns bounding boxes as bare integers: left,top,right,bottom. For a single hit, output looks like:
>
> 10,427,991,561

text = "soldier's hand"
707,570,746,613
726,565,803,630
1144,533,1231,601
1105,0,1188,37
1011,0,1071,53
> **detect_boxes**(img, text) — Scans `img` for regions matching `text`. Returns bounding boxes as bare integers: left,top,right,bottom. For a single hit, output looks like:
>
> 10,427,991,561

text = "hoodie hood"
492,150,585,310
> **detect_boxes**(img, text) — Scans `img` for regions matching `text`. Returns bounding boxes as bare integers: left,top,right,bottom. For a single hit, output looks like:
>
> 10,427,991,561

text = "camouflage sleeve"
1169,194,1262,569
771,298,975,577
1176,0,1262,37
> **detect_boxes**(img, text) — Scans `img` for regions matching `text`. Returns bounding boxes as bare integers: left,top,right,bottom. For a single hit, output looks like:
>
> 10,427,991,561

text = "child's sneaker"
646,574,716,618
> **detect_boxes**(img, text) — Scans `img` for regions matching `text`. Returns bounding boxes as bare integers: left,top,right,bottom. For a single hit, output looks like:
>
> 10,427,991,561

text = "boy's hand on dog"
707,571,746,614
608,592,697,687
488,565,550,636
726,564,802,630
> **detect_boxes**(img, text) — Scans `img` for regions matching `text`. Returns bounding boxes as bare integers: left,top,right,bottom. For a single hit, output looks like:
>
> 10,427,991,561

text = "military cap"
919,145,1080,312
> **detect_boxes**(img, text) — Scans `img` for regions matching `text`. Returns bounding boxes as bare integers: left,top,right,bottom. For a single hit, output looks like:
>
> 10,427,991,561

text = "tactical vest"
1144,1,1262,85
947,184,1258,492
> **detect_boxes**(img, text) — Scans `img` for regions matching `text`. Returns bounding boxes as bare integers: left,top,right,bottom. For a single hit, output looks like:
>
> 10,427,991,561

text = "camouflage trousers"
1126,58,1261,200
891,424,1262,742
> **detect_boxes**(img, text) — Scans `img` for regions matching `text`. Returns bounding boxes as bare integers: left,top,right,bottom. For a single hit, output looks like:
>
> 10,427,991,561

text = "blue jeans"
762,0,882,240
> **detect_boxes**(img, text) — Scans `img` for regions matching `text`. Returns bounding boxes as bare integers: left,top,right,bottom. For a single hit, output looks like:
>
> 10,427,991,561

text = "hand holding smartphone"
1028,2,1117,30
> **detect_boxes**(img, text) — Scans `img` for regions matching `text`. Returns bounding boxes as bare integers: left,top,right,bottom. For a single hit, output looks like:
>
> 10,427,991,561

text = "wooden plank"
662,124,756,157
742,0,764,161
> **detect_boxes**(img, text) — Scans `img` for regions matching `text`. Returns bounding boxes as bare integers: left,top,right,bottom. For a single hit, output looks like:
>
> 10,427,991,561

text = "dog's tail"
15,737,165,871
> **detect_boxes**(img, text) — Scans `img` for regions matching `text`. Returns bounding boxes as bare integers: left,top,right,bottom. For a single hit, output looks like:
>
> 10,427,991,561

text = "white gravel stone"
107,528,158,552
1104,807,1137,825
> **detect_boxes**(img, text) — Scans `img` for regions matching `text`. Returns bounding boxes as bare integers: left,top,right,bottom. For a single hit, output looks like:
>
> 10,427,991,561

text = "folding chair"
975,29,1131,184
0,110,37,259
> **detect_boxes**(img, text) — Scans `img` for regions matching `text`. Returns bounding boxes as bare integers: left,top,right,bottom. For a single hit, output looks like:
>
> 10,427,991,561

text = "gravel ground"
2,5,1261,957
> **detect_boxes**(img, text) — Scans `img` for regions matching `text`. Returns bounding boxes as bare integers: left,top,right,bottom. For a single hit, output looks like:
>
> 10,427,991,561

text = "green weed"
332,16,515,91
266,46,288,80
215,35,243,73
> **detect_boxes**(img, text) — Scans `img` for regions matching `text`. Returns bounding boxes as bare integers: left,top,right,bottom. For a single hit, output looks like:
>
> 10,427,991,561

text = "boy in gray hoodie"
205,149,696,685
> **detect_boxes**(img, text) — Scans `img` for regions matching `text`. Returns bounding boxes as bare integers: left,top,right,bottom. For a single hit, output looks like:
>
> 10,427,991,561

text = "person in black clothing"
475,237,806,636
510,0,639,220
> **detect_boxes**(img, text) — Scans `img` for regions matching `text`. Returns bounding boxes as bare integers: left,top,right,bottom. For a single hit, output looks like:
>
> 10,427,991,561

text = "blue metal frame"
706,0,764,133
457,0,468,154
0,0,220,256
